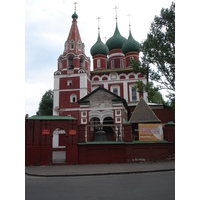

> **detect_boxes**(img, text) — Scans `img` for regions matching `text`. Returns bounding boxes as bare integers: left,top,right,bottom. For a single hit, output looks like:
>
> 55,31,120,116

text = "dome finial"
127,14,132,33
113,6,119,22
72,2,78,19
96,17,101,36
73,2,77,13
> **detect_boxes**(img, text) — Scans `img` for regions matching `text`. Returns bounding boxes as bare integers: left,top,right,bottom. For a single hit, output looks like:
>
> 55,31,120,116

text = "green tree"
142,2,175,93
130,2,175,109
37,90,53,115
134,80,165,104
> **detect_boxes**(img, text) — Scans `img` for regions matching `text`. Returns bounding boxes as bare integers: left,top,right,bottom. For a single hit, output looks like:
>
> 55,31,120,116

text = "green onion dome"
122,31,140,54
106,23,127,51
90,34,109,56
72,12,78,19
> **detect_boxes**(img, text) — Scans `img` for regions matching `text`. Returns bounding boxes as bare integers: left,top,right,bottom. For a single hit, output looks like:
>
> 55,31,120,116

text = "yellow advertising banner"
139,124,163,141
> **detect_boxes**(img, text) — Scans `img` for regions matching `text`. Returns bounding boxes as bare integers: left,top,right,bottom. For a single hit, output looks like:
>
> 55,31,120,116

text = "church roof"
78,86,129,113
129,97,160,123
27,115,77,121
106,23,127,51
90,34,109,56
122,31,140,54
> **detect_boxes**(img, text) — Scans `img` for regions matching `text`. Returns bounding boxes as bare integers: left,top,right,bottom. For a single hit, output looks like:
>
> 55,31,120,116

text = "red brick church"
25,5,175,165
53,6,148,125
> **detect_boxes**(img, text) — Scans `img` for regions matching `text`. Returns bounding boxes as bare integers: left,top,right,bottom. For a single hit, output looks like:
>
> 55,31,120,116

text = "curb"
25,168,175,178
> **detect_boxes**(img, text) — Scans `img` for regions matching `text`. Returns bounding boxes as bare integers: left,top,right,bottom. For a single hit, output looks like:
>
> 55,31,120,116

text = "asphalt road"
25,171,175,200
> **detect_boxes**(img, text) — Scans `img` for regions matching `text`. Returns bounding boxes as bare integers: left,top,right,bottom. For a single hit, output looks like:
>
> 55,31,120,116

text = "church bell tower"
53,3,91,118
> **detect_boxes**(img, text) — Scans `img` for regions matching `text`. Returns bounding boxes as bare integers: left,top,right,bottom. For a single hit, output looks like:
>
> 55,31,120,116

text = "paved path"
25,160,175,177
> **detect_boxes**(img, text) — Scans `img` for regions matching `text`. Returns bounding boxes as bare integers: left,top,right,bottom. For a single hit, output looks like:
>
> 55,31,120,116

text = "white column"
53,75,60,116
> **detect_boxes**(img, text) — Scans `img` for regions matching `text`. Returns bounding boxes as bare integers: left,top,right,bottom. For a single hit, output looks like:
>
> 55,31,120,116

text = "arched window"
70,94,77,103
67,56,74,69
67,80,72,86
70,40,74,50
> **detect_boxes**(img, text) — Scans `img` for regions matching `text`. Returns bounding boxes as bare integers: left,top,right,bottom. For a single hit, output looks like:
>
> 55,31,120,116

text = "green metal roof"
106,23,127,51
28,115,77,120
90,34,109,56
122,31,140,54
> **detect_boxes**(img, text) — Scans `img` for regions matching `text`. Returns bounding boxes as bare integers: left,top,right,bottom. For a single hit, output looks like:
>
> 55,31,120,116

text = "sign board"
69,129,77,135
139,124,163,141
42,129,50,135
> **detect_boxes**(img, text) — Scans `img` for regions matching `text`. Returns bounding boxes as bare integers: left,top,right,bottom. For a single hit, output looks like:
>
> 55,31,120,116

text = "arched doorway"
89,117,100,141
52,128,66,164
103,117,114,141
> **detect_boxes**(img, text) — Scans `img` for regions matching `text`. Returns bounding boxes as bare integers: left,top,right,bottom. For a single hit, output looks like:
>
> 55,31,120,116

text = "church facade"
53,8,147,134
25,6,175,165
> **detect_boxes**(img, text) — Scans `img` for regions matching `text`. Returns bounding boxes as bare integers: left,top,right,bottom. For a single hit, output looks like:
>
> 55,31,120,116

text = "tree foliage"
37,90,53,115
130,2,175,109
142,2,175,92
134,80,165,104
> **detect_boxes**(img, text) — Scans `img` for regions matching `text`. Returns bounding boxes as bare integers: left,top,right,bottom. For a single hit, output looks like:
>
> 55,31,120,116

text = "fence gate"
52,128,66,164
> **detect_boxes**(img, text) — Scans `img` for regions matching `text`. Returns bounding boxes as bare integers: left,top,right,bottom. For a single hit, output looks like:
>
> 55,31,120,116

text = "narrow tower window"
120,59,124,68
70,94,77,103
70,40,74,50
97,59,101,68
111,60,114,69
67,80,72,86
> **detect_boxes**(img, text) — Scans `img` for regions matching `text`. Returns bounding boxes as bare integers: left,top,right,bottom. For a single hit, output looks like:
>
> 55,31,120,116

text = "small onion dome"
90,34,109,56
72,12,78,19
106,23,127,51
122,31,140,54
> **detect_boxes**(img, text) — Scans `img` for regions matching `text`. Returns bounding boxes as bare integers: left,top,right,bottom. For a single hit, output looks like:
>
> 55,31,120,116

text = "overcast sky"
25,0,173,117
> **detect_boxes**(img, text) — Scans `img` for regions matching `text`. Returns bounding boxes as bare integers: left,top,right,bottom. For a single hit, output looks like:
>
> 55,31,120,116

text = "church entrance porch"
87,116,120,142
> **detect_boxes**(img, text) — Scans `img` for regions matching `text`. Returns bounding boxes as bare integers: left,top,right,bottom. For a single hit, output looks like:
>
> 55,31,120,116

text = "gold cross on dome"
74,2,77,12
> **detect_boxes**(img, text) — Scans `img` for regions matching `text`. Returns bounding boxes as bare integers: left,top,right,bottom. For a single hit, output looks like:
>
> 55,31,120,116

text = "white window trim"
67,80,72,86
81,118,87,124
81,111,87,117
115,117,121,123
120,59,124,68
111,60,114,69
111,85,120,96
97,59,101,68
129,85,139,101
115,110,121,116
70,94,77,103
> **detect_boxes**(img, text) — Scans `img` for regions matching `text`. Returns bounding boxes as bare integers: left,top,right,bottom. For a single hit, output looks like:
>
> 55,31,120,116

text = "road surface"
26,171,175,200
